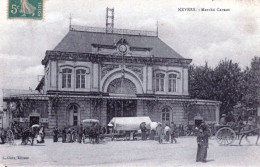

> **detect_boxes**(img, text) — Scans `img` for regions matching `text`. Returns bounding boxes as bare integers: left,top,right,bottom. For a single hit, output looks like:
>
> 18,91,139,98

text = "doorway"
107,99,137,123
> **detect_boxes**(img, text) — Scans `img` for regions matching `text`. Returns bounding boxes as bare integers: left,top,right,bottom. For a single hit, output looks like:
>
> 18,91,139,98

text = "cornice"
42,50,192,67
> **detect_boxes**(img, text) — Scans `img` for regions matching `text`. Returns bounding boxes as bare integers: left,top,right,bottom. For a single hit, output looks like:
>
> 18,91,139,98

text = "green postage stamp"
8,0,43,19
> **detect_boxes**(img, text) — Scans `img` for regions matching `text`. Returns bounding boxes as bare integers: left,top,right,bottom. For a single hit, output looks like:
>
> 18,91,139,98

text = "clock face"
118,44,127,53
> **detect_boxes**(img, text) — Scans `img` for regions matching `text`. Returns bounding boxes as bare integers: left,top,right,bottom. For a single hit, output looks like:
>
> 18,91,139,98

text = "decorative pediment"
101,64,119,79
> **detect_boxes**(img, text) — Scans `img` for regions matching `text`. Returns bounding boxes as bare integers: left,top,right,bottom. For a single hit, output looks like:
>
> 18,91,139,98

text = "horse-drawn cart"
215,121,260,145
0,128,15,145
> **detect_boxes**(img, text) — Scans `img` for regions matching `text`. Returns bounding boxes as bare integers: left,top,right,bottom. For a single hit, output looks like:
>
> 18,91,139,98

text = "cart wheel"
6,130,14,145
216,127,236,145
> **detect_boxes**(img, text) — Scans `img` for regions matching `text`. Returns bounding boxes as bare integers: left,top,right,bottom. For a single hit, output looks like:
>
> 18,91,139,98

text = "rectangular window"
73,116,77,126
81,75,85,88
155,73,165,92
62,68,72,88
68,75,71,88
76,75,80,88
62,74,66,88
168,74,177,92
156,78,159,91
160,78,164,91
76,69,86,89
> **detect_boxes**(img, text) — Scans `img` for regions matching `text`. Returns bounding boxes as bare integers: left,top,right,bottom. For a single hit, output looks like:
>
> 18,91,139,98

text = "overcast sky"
0,0,259,104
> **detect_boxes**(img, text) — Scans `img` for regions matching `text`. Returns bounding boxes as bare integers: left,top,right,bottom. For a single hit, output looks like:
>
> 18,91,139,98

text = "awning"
109,116,152,131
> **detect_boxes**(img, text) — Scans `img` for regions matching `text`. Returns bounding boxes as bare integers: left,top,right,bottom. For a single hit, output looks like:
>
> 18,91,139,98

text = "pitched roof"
53,30,184,59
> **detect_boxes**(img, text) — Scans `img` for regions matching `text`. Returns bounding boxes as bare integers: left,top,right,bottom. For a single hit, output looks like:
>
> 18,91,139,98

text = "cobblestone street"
1,136,260,167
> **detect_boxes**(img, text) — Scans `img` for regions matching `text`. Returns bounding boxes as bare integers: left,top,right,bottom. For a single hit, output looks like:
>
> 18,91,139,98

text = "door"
30,116,40,127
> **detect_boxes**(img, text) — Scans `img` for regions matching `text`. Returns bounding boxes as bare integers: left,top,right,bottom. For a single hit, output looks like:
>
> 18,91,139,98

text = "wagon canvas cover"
109,117,152,131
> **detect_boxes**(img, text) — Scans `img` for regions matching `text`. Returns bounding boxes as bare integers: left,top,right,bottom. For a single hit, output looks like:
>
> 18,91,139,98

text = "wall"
44,59,189,96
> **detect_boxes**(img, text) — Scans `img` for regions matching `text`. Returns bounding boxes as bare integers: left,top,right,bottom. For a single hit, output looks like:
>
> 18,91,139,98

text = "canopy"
82,119,99,123
109,117,152,131
31,124,40,128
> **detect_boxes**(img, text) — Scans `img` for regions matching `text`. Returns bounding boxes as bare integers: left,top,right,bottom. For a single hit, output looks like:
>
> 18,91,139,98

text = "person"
140,122,147,140
170,122,177,144
196,121,210,163
164,124,170,142
53,127,59,142
37,125,45,143
220,114,227,125
0,128,5,144
62,127,66,143
149,122,158,140
20,0,36,16
78,124,84,143
156,123,163,144
247,117,255,131
31,126,38,145
66,128,72,143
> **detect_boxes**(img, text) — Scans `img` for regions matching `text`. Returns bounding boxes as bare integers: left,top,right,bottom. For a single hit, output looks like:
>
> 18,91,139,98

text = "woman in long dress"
20,0,36,16
66,128,72,143
53,127,59,142
196,121,210,162
156,123,164,144
62,128,66,143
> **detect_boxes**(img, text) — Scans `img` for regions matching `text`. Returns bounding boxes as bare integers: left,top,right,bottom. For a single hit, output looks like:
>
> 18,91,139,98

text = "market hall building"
3,24,220,129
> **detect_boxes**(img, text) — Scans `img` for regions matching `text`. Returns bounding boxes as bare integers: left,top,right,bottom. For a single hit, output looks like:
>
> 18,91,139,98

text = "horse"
21,128,36,145
239,125,260,145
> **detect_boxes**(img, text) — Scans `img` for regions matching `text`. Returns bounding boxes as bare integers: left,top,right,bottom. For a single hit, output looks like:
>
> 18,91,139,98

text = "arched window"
162,108,170,123
62,68,72,88
155,73,165,92
76,69,86,88
168,74,177,92
69,105,79,126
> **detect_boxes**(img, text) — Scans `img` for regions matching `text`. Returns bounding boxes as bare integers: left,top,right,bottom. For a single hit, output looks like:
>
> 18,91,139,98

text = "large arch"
102,70,144,94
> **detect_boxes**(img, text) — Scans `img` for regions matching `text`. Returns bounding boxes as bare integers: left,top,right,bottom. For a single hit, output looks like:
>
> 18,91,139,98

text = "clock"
118,44,127,53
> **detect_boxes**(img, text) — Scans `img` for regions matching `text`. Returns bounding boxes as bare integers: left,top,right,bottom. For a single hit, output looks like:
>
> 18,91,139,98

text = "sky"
0,0,259,104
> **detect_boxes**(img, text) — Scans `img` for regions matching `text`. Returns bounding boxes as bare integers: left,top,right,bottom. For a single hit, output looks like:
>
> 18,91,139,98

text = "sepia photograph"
0,0,259,166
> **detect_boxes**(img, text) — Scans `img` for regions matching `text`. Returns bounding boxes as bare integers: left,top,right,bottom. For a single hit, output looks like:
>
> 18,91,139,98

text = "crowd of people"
52,122,106,144
2,113,258,163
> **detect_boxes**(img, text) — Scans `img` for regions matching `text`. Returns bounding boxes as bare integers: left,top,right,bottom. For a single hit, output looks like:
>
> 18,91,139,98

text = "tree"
189,59,244,115
241,57,260,109
188,62,215,100
213,59,244,114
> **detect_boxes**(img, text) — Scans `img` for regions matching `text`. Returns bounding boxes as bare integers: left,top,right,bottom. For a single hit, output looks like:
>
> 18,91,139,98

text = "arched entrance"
67,104,80,126
106,78,137,123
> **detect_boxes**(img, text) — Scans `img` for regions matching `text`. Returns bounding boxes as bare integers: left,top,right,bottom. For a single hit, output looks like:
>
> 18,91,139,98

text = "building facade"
3,25,220,129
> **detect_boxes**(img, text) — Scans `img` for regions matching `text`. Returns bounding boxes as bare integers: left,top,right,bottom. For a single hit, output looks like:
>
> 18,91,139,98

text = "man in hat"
196,121,210,163
156,123,163,144
170,122,177,144
53,127,59,142
220,114,227,125
77,124,84,143
140,122,147,140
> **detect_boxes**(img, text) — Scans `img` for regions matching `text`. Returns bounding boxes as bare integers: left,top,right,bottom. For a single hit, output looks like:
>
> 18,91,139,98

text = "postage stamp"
8,0,43,19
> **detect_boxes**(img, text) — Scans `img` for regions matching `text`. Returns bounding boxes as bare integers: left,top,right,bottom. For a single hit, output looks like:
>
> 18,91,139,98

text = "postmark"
8,0,43,19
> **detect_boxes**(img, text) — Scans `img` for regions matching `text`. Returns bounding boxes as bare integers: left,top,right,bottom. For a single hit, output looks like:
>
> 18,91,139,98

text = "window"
62,68,72,88
168,74,177,92
76,69,86,88
69,105,78,126
162,108,170,123
155,73,165,92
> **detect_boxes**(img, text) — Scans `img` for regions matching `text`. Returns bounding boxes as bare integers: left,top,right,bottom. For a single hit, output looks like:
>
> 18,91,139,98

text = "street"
0,136,260,167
